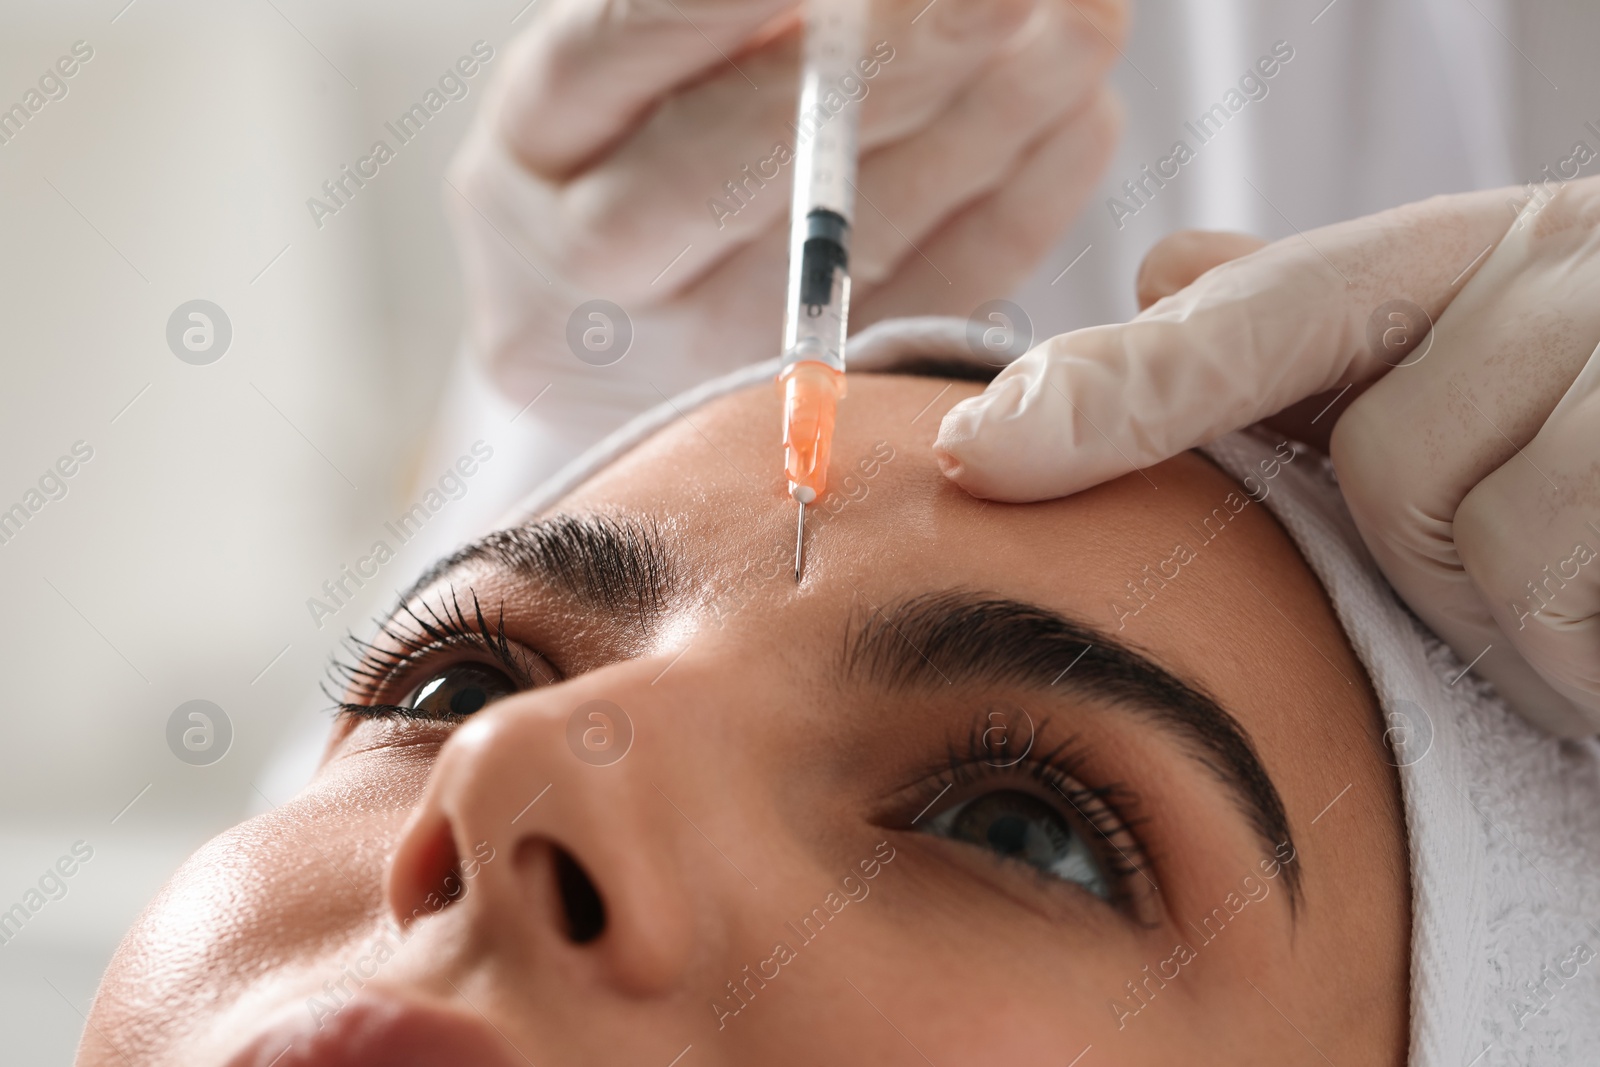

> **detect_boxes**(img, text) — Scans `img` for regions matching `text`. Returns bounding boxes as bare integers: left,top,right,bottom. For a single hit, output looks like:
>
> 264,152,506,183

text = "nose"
385,659,712,998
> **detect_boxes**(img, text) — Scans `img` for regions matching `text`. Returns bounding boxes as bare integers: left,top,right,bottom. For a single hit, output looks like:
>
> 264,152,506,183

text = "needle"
794,500,806,581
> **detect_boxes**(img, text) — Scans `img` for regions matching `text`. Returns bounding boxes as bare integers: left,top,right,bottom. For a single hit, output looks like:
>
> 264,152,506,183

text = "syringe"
782,0,867,582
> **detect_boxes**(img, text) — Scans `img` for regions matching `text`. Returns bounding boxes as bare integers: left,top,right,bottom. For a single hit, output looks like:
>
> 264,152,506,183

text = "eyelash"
917,717,1154,912
326,587,542,721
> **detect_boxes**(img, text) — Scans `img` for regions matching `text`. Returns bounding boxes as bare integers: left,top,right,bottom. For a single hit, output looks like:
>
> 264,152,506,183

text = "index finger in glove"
934,186,1519,501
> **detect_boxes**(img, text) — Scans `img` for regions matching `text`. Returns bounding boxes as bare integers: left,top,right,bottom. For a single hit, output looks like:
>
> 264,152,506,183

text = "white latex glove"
936,179,1600,738
448,0,1122,413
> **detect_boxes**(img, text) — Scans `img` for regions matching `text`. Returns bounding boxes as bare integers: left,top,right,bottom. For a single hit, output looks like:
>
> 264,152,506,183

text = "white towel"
510,319,1600,1064
1205,431,1600,1066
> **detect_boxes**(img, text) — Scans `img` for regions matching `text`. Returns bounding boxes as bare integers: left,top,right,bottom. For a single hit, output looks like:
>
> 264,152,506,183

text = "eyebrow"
401,522,1299,903
843,590,1301,905
400,513,674,628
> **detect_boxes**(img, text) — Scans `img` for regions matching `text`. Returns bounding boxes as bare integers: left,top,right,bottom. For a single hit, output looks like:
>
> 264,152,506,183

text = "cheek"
777,889,1199,1064
86,756,425,1060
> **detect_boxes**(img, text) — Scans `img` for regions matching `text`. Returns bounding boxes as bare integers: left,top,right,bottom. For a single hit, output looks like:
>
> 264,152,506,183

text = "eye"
329,588,562,724
404,663,518,720
921,789,1111,900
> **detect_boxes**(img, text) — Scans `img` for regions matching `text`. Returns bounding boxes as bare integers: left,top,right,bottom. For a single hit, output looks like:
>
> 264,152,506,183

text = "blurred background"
1,0,1596,1061
0,2,525,1061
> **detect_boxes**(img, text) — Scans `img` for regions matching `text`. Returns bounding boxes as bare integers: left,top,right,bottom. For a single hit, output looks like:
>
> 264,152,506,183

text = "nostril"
554,848,606,944
387,812,471,928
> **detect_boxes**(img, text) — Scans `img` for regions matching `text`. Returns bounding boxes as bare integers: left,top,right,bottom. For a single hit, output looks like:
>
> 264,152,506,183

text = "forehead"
546,373,1284,661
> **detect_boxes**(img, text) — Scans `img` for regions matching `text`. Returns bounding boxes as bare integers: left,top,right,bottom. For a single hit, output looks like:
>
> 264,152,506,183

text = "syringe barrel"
789,0,866,222
782,0,867,374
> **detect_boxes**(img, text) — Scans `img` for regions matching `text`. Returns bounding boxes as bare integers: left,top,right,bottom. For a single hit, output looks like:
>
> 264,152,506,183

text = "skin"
81,374,1409,1066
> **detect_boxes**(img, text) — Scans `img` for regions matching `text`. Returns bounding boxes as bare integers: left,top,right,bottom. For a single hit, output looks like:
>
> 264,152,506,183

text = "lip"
224,989,526,1067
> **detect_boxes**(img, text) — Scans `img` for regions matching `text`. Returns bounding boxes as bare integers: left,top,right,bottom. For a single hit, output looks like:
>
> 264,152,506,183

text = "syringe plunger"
799,209,849,312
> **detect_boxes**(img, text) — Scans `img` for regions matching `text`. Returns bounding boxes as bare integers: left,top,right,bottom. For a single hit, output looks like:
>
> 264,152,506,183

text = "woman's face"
83,374,1409,1067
